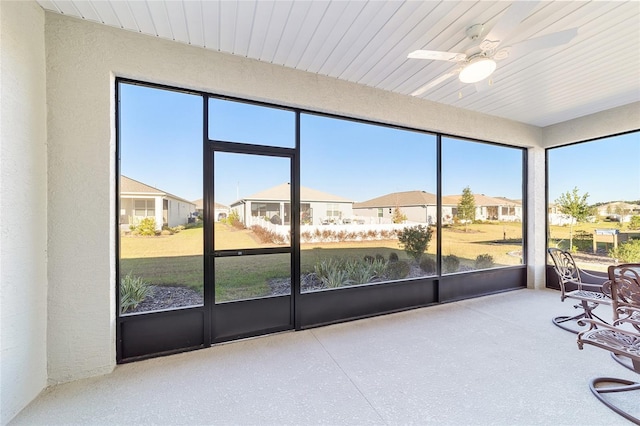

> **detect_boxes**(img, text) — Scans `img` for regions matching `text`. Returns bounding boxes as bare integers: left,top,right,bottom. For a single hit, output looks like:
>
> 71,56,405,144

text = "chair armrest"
580,269,608,284
578,318,640,339
615,306,640,327
566,278,605,293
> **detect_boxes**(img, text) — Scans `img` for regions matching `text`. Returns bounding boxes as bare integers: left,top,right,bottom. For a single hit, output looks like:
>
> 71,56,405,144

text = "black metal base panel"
118,267,525,362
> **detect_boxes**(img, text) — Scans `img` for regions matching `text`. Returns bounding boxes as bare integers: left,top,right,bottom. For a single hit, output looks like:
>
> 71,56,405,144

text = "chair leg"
552,311,588,334
589,377,640,424
553,300,609,334
610,353,638,373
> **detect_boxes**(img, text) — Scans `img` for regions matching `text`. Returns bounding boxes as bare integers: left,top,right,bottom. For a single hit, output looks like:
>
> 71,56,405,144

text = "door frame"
208,142,298,343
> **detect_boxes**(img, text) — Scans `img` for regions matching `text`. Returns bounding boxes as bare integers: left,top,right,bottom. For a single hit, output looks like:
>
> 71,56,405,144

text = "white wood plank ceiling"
36,0,640,127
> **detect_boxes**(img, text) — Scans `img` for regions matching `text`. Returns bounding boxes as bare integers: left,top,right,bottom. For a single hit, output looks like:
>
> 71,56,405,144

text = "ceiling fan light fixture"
459,57,496,83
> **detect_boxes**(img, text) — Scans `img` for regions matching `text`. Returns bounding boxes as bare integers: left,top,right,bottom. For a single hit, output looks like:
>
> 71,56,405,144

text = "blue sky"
121,83,638,206
548,134,640,204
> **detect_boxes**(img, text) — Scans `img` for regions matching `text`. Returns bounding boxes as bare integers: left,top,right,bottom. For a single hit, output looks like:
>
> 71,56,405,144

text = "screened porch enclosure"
117,80,527,361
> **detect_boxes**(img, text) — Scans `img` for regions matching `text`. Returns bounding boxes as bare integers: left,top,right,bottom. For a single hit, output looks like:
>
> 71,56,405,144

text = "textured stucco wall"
527,147,547,290
43,12,549,384
543,102,640,148
0,1,48,423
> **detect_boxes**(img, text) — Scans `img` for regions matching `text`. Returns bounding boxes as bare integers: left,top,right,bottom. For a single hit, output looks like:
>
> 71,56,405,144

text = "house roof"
354,190,443,209
120,176,195,206
121,175,164,195
233,183,351,205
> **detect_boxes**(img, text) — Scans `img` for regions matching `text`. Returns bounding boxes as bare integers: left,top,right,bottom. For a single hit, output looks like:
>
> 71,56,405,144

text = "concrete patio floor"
10,288,639,425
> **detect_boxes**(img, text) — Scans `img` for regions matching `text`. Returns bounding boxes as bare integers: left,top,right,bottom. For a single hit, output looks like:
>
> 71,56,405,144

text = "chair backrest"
548,248,580,297
607,263,640,321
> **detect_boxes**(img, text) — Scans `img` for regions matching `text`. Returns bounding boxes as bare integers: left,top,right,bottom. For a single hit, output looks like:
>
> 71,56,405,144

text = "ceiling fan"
408,1,578,96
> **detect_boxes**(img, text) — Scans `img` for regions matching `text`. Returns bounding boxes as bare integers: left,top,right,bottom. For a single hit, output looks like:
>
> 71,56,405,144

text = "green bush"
388,252,399,263
629,215,640,230
397,225,433,262
371,258,388,277
610,239,640,263
120,272,152,313
419,257,436,274
385,260,410,280
443,255,460,274
314,258,349,288
225,210,244,229
314,256,388,287
344,259,375,285
474,253,495,269
135,217,157,236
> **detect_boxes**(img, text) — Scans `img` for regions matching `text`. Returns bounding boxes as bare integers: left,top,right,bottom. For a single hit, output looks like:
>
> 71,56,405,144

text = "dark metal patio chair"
608,263,640,332
577,263,640,424
547,248,611,333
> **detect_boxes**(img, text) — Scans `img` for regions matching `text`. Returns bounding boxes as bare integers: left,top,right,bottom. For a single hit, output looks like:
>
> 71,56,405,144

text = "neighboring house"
444,194,523,222
595,201,640,222
353,191,522,224
120,176,196,231
230,183,352,227
192,199,229,221
547,202,574,226
353,190,453,225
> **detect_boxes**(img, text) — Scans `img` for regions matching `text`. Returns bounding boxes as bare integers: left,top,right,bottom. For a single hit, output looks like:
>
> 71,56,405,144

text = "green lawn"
120,221,525,302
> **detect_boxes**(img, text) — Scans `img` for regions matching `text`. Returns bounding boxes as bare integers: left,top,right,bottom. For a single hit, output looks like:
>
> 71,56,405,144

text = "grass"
120,221,527,302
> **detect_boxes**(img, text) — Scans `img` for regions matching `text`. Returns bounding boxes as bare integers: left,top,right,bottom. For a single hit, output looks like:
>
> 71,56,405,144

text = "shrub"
610,239,640,263
419,257,436,274
225,210,244,229
388,252,399,263
184,221,203,229
314,258,349,288
250,225,288,244
314,256,388,288
474,253,495,269
385,260,410,280
344,259,375,285
136,217,157,236
375,253,385,263
371,258,388,277
397,225,433,262
443,255,460,274
120,272,152,313
629,215,640,230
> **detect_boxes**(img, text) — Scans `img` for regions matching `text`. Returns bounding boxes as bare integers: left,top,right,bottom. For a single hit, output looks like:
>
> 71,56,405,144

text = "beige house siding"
120,176,196,230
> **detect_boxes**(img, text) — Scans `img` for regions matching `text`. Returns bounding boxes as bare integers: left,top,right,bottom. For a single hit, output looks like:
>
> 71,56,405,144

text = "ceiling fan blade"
408,50,466,62
481,1,539,50
410,71,458,97
506,28,579,58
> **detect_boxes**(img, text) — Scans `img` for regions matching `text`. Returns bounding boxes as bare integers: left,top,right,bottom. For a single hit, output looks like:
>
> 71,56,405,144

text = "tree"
457,186,476,232
392,203,407,224
555,187,590,251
